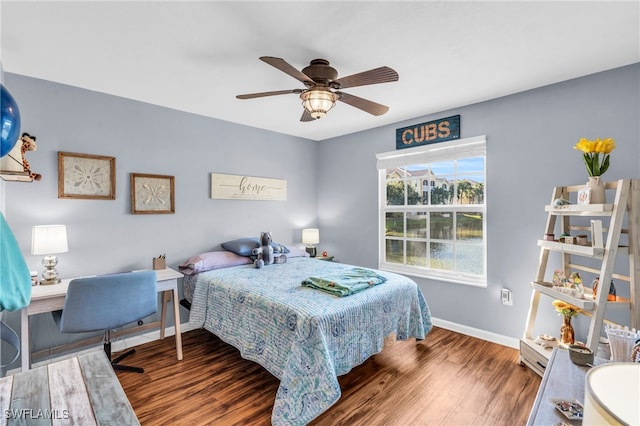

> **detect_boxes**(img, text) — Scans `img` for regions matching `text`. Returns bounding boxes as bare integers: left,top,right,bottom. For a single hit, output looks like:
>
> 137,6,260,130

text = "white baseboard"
9,320,517,375
432,317,520,349
7,322,199,375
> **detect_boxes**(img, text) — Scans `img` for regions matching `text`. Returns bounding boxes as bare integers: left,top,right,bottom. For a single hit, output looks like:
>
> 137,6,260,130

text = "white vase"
586,176,606,204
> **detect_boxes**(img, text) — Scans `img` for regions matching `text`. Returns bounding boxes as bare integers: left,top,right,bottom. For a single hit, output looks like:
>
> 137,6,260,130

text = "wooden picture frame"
131,173,175,214
58,151,116,199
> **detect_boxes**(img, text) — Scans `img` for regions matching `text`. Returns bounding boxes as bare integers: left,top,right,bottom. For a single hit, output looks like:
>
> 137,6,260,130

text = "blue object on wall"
1,84,21,158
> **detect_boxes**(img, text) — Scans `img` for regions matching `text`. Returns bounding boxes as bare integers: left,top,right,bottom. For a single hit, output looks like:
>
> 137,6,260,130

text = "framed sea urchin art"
130,173,175,214
58,151,116,199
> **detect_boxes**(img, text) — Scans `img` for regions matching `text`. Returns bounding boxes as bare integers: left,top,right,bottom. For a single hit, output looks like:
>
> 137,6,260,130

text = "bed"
185,253,432,425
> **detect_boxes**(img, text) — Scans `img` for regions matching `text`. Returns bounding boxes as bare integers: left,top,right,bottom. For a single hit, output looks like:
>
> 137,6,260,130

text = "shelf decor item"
592,277,617,300
560,316,575,346
553,300,581,345
552,270,585,299
585,176,606,204
573,137,615,204
604,324,640,362
568,343,594,366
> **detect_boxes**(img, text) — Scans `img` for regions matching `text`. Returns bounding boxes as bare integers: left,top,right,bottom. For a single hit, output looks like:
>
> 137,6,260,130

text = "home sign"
211,173,287,201
396,115,460,150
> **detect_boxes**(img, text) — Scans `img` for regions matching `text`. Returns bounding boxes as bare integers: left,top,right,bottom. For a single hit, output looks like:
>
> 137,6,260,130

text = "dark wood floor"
117,327,541,425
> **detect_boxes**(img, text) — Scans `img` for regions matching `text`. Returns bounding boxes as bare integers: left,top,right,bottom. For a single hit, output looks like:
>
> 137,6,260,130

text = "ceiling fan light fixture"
300,89,338,119
238,57,398,121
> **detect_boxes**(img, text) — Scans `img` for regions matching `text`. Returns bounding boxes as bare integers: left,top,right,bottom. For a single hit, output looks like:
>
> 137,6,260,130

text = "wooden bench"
0,351,139,425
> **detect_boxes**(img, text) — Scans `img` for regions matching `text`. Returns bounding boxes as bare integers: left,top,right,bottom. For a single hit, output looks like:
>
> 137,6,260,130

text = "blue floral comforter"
188,257,432,425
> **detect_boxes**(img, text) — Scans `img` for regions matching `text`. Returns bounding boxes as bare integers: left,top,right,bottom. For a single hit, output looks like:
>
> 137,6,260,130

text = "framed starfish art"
130,172,175,214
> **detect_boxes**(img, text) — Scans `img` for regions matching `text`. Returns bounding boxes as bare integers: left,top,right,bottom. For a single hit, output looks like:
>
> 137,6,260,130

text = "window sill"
379,263,487,288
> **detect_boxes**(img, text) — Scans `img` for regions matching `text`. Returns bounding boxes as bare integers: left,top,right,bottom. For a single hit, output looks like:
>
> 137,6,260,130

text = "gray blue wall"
1,63,639,368
1,73,318,355
317,63,639,343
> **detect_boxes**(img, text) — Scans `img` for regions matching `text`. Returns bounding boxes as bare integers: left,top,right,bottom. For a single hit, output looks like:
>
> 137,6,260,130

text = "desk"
20,268,183,371
526,347,608,425
0,351,139,425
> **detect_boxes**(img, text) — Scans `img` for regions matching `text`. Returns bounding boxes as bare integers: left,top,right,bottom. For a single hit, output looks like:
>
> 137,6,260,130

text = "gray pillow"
272,242,290,254
221,238,261,257
222,237,290,257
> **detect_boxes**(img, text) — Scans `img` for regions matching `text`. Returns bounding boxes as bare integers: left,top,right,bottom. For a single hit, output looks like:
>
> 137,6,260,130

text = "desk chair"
52,270,157,373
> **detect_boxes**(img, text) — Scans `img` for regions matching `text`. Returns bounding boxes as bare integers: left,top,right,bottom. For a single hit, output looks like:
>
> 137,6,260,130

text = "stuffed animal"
253,232,287,268
0,132,42,181
19,133,42,181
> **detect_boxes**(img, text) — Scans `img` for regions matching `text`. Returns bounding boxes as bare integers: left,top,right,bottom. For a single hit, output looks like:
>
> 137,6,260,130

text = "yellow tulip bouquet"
552,300,581,318
573,137,616,177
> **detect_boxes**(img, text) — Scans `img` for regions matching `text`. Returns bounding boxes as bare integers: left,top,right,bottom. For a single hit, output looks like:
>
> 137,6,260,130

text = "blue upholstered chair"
52,270,157,373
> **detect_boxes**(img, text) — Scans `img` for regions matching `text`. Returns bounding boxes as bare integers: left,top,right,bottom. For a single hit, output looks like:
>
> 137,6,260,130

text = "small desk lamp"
31,224,68,284
302,228,319,258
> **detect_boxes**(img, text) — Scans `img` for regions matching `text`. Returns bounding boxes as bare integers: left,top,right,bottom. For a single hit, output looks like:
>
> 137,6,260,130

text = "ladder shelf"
520,178,639,376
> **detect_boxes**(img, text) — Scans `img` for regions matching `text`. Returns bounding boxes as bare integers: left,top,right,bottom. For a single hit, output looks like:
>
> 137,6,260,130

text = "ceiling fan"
236,56,399,121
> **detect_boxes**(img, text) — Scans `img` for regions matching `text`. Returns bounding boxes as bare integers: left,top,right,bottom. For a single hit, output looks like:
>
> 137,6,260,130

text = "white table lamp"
31,224,68,284
302,228,319,257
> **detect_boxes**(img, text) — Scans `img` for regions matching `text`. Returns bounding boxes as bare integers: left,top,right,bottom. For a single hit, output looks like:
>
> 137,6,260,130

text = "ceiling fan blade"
260,56,315,85
337,92,389,116
334,66,399,89
300,109,315,122
236,89,303,99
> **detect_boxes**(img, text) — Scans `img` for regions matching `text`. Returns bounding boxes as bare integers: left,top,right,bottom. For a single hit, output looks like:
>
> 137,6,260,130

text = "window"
376,136,486,287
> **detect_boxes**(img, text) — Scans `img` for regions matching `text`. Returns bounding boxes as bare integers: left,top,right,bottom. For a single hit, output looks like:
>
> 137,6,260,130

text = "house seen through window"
376,136,487,287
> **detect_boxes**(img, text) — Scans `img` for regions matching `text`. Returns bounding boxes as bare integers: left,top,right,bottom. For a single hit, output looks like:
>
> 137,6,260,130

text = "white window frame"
376,135,487,287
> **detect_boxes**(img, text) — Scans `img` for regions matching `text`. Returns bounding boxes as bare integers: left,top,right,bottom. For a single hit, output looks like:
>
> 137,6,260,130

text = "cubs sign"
396,115,460,150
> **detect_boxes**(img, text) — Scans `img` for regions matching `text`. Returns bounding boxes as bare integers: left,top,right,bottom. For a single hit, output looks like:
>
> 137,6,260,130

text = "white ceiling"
1,1,638,141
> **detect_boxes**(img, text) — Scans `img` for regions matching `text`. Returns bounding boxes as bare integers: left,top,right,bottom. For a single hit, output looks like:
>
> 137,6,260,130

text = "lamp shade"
31,225,68,255
302,228,320,245
584,363,640,425
300,89,338,119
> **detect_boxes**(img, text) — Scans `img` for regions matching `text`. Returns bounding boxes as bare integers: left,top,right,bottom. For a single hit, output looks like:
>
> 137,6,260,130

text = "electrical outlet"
501,289,513,306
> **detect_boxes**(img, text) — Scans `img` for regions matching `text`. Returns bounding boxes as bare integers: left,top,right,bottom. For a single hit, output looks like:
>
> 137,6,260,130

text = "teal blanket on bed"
301,267,387,297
